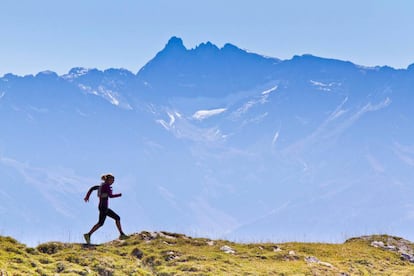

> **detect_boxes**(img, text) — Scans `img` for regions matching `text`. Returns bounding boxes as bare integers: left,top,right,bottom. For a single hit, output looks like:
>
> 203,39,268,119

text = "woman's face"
106,177,115,185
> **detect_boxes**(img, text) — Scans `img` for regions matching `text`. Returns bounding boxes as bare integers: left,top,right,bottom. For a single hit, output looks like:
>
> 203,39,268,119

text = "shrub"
25,247,37,255
56,262,65,273
142,255,162,267
37,242,63,254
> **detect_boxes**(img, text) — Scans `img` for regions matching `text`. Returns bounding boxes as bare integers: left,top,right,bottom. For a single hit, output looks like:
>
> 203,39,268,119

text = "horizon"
1,36,412,78
1,1,414,76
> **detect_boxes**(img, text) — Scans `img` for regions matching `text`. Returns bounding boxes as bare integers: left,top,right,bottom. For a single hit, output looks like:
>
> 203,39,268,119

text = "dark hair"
101,173,114,181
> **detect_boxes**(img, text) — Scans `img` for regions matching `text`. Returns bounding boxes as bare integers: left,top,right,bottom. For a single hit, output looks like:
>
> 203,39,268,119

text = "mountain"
137,36,281,98
1,37,414,246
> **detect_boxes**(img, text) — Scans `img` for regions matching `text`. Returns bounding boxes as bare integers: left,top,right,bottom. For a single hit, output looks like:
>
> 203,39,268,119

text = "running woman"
83,173,127,244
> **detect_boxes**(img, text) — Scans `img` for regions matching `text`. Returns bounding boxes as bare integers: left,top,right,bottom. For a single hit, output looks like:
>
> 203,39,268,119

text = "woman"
83,173,127,244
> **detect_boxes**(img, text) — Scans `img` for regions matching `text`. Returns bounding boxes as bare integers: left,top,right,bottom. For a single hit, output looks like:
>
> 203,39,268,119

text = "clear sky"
1,0,414,76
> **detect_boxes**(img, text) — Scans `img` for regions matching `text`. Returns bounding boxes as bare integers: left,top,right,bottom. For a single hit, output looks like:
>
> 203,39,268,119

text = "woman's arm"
84,185,99,202
108,186,122,198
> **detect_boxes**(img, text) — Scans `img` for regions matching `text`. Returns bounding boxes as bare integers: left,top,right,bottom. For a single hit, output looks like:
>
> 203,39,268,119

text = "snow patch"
167,112,176,126
174,111,182,119
156,111,178,130
62,68,91,80
262,85,278,95
192,108,226,120
78,84,98,95
310,80,339,92
78,84,132,110
156,119,169,130
156,110,227,143
272,131,280,146
328,97,349,121
100,87,120,106
233,86,275,117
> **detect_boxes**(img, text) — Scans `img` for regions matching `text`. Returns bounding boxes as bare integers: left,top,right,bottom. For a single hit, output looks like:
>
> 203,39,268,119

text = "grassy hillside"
1,231,414,275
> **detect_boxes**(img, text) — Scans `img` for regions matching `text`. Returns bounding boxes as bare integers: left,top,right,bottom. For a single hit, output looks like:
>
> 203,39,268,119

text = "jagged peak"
63,67,93,79
222,43,241,51
164,36,187,51
194,41,219,52
68,67,91,75
62,67,104,80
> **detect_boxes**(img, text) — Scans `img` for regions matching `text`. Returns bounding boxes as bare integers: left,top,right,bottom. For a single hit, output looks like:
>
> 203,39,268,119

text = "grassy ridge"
1,231,414,275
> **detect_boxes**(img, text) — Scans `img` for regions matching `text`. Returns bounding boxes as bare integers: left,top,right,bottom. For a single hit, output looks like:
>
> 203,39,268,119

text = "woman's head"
101,173,115,184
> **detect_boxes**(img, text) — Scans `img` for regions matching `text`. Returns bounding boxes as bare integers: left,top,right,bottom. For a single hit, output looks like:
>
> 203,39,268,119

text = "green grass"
1,231,414,275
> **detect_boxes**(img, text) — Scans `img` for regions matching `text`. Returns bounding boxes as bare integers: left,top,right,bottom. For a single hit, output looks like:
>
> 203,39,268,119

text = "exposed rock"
305,256,334,268
319,261,334,268
133,231,187,242
163,251,180,261
401,253,414,263
284,253,299,261
273,246,282,252
360,235,414,263
371,241,385,248
206,240,215,246
159,231,180,239
371,241,396,251
220,245,235,254
305,256,319,263
131,231,157,242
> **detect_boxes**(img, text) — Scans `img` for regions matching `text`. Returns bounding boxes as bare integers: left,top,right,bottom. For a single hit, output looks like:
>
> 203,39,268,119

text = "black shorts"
98,206,120,225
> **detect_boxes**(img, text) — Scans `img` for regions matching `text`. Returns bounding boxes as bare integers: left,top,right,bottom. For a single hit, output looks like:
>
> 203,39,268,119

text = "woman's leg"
107,208,126,236
88,222,102,236
85,207,107,242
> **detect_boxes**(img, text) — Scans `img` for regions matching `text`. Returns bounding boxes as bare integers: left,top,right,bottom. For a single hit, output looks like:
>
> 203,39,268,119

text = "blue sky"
1,0,414,76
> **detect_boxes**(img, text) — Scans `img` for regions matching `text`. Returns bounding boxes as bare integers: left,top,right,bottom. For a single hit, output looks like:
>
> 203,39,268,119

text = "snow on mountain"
192,108,226,120
62,67,92,79
77,83,132,110
0,37,414,245
231,86,275,118
309,80,339,92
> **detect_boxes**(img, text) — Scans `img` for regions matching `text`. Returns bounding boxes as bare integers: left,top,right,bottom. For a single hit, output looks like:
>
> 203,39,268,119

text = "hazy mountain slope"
0,37,414,245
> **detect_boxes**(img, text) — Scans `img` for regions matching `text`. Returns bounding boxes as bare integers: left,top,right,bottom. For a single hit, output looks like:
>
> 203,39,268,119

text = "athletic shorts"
98,206,120,225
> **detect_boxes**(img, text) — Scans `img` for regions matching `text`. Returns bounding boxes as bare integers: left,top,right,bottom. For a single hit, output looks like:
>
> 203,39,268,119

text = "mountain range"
1,36,414,246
